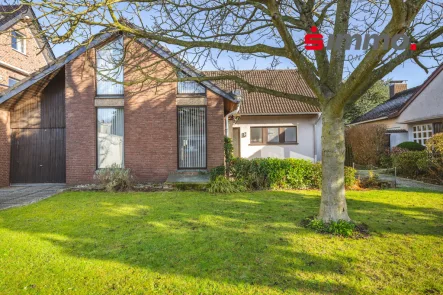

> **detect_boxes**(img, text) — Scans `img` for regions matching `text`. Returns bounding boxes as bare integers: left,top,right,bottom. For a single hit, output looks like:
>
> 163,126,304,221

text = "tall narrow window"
97,108,124,168
177,71,206,94
11,31,25,54
96,37,124,96
178,107,207,169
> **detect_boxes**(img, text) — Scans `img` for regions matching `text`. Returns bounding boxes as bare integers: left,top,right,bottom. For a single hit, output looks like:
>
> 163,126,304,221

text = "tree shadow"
1,189,441,293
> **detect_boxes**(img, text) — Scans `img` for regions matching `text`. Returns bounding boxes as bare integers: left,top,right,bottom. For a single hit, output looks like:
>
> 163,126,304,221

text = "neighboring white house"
205,70,322,162
350,65,443,147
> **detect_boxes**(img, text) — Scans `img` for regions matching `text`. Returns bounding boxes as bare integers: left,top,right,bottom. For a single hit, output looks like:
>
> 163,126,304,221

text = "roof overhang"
348,116,389,126
397,115,443,124
239,112,321,116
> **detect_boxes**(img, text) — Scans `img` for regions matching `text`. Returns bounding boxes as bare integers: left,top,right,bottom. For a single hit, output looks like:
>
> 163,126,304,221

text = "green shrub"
392,150,428,177
94,164,134,192
397,141,426,151
207,176,246,193
426,133,443,184
230,157,356,190
302,217,358,237
209,165,226,181
224,136,234,175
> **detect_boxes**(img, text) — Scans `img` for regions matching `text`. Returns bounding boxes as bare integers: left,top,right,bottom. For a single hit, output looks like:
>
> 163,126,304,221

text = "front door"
178,107,207,169
233,128,241,158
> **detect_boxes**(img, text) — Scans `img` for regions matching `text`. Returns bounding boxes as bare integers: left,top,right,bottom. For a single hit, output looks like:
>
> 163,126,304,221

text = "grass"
0,189,442,295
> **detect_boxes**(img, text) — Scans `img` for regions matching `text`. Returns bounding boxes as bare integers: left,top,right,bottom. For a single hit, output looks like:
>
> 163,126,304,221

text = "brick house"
0,33,239,186
0,5,54,89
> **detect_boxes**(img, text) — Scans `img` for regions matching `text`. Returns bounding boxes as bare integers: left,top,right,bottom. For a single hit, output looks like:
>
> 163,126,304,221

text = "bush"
224,136,234,175
207,176,246,193
230,157,356,190
397,141,426,151
346,124,389,166
210,165,226,181
426,133,443,184
391,150,429,177
94,164,134,192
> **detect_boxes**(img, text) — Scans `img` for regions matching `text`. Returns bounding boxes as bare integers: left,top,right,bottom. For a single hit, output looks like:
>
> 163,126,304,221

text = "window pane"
11,31,25,53
250,128,262,143
8,78,18,87
267,128,279,143
97,38,124,95
284,127,297,142
177,72,206,94
97,108,124,168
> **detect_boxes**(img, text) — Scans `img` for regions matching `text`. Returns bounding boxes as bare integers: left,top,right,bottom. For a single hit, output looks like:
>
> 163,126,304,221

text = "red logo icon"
305,26,324,51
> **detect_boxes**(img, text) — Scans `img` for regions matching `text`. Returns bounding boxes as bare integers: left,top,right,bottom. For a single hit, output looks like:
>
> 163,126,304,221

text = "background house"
205,70,322,162
351,67,443,148
0,5,54,89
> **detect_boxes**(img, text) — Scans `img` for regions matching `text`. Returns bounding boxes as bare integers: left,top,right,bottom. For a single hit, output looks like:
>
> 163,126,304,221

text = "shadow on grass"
0,189,442,294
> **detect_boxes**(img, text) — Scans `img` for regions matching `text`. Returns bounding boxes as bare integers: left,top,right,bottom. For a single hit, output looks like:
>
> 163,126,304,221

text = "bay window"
97,108,124,168
412,124,433,145
96,37,124,96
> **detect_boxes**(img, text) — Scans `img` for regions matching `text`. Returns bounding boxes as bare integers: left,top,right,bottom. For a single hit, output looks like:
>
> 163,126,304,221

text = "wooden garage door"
10,128,66,183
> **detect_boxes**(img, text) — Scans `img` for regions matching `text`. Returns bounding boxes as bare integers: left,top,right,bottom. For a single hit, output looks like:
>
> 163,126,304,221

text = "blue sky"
52,39,434,89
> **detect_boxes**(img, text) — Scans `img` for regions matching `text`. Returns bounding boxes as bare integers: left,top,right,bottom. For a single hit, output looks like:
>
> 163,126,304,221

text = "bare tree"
11,0,443,221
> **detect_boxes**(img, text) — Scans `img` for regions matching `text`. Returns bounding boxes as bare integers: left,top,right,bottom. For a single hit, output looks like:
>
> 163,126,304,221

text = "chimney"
389,80,407,98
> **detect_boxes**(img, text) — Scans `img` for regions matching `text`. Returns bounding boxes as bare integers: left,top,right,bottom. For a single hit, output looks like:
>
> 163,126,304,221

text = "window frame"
11,30,26,54
249,126,298,145
95,37,124,97
96,107,125,169
412,124,433,145
8,77,19,87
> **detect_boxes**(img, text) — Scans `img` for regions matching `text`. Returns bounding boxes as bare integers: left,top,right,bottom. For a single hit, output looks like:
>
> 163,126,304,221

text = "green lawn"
0,189,442,294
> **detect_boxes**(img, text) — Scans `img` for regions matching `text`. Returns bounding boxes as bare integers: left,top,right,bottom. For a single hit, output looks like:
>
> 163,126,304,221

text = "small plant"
94,164,134,192
209,165,226,181
302,216,367,238
207,176,246,193
397,141,426,151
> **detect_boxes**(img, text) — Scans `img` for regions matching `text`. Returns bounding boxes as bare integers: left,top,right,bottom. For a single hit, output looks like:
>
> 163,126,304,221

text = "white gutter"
225,91,242,137
0,61,30,76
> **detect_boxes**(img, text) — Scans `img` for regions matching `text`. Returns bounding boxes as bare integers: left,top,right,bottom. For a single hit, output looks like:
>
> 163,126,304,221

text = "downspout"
225,90,242,137
313,113,322,163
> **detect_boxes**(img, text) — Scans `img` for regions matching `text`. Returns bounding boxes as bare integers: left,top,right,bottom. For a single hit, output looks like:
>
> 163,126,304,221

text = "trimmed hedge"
226,157,356,190
397,141,426,151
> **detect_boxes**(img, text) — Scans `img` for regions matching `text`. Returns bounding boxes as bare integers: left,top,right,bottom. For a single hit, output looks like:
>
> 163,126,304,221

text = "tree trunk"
318,105,351,222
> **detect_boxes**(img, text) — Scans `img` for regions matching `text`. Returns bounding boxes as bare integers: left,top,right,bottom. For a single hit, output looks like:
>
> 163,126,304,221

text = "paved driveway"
0,184,66,210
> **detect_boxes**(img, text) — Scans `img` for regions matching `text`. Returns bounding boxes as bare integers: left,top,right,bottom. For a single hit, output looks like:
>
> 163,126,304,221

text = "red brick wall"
65,51,97,185
207,90,225,169
64,38,225,184
0,110,10,187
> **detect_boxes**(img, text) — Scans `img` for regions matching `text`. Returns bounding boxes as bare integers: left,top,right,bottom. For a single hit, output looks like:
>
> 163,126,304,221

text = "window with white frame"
412,124,433,145
96,37,124,96
11,30,25,54
97,108,124,168
177,71,206,94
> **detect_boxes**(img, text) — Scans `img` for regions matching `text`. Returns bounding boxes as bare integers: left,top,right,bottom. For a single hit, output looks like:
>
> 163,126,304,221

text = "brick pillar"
0,109,10,187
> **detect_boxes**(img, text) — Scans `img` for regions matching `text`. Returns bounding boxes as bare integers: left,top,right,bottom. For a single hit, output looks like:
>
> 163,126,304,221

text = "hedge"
216,157,357,190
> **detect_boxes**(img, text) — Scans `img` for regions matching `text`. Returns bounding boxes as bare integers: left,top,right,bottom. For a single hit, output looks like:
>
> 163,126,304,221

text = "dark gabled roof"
0,5,55,62
0,32,237,106
351,85,421,124
203,69,320,115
